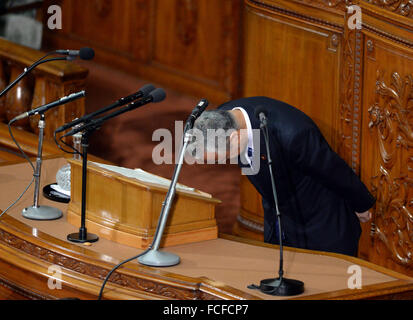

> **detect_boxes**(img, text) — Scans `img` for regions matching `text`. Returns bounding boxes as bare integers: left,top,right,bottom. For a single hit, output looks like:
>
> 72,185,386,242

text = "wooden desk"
0,158,412,300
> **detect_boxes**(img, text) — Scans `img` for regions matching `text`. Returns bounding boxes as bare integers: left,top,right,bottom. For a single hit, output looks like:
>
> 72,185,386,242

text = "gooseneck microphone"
137,98,208,268
18,91,86,221
0,48,95,99
0,56,67,99
248,106,304,296
184,98,208,132
55,84,155,134
187,98,208,121
62,88,166,138
13,91,86,121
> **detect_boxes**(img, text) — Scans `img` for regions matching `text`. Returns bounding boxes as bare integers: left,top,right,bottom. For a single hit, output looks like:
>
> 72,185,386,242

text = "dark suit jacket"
219,97,375,256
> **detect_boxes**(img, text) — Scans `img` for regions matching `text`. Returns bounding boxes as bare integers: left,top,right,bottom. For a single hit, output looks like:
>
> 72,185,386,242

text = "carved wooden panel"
237,1,413,280
363,0,413,18
291,0,350,11
337,11,363,172
359,33,413,275
242,2,343,147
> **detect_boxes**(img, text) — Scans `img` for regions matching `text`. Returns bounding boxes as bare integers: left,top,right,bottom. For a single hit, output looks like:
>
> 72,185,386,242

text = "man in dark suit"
191,96,375,256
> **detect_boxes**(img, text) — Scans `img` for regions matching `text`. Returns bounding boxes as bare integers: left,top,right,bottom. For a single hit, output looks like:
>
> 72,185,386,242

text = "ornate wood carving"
0,227,221,299
296,0,353,10
338,11,363,173
246,0,343,30
368,70,413,266
364,0,413,18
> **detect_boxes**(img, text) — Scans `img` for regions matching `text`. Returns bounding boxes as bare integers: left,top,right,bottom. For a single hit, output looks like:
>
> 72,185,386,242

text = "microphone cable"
53,130,82,156
0,119,36,219
97,247,152,300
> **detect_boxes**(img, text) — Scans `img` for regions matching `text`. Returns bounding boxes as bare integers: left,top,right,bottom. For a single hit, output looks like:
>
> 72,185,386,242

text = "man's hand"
355,211,372,223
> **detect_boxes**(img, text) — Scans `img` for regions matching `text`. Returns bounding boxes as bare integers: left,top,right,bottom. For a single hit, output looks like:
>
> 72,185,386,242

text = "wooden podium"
66,159,220,249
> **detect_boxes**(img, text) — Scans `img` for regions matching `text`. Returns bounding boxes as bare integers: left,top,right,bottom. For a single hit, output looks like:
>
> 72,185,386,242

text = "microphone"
0,56,68,99
54,84,155,134
12,91,86,122
55,47,95,61
62,88,166,138
0,48,94,99
188,99,208,121
254,106,268,128
249,106,305,296
184,98,208,132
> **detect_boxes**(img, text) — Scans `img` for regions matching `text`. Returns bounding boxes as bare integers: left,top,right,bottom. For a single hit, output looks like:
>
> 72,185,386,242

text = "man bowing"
190,96,375,256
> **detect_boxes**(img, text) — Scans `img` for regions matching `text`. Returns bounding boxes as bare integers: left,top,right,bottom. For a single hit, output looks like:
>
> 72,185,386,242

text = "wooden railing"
0,38,88,161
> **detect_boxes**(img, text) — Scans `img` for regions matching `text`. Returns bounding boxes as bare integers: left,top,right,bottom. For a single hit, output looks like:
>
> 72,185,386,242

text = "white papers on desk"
90,162,196,193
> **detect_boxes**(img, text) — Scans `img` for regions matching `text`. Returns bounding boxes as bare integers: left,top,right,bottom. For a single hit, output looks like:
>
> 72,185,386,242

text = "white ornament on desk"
56,163,71,194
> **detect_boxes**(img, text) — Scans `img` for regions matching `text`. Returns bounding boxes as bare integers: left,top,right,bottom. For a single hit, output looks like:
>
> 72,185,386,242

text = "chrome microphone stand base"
22,113,63,221
137,249,180,267
249,277,304,296
22,205,63,221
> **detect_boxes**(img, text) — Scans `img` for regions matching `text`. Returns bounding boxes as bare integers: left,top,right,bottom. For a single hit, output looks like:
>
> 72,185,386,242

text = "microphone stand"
65,89,165,243
249,114,304,296
137,126,194,267
67,126,99,243
22,112,63,220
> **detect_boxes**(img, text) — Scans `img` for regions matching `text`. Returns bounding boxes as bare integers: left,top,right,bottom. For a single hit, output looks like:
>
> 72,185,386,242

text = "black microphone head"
254,106,268,120
149,88,166,103
140,84,156,97
79,47,95,60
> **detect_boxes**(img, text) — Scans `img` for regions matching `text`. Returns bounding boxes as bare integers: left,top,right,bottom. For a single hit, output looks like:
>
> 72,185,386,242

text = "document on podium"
90,162,210,197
